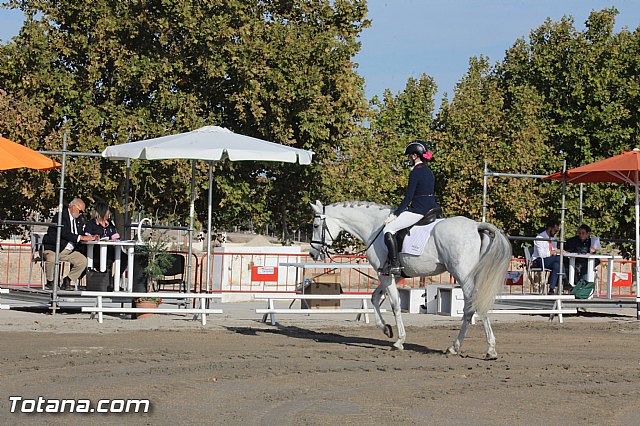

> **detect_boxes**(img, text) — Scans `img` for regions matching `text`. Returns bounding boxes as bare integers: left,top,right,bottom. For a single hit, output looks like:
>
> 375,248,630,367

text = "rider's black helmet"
404,140,427,156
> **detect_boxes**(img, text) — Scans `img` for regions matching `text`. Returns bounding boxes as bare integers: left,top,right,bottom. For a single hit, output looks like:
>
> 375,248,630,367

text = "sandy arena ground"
1,302,639,425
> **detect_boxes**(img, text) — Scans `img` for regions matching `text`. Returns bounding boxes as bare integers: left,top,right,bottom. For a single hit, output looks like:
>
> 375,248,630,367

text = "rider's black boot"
384,232,402,276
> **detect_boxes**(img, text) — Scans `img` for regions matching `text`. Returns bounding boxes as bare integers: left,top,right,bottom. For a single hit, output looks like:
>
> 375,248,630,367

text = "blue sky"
356,0,640,102
1,1,639,104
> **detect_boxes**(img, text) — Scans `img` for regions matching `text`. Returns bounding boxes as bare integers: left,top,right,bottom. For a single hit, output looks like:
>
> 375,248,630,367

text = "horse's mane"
327,200,392,210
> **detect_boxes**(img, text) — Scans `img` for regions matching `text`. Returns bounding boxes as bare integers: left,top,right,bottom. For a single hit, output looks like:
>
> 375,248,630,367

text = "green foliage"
494,8,640,245
325,74,440,206
138,229,174,290
0,0,370,237
438,56,558,236
2,2,640,258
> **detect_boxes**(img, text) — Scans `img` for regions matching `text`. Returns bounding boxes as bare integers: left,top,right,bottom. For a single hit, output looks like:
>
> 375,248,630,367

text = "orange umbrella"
0,136,61,170
545,149,640,311
544,149,640,185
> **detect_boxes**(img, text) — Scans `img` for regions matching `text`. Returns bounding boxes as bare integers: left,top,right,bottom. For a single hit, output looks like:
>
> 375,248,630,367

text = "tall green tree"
497,8,640,241
437,56,556,236
326,74,440,205
0,0,370,238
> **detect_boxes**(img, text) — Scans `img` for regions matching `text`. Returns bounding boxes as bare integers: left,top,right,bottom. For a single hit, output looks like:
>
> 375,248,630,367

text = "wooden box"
299,281,342,309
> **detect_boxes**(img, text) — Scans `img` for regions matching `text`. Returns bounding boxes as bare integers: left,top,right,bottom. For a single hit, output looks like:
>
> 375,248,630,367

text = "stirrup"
389,268,402,276
387,264,402,276
379,266,402,276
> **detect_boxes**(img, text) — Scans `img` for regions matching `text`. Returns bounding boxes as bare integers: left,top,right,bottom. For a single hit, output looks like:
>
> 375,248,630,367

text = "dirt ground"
1,307,639,425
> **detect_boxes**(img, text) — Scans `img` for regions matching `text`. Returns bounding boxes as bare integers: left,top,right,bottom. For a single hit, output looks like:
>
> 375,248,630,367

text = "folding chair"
155,253,186,292
29,232,74,290
523,246,549,294
27,232,47,289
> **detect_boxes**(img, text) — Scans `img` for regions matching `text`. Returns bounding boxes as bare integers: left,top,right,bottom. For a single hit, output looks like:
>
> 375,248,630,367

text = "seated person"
84,200,120,241
84,200,124,273
532,219,566,295
565,224,601,282
42,198,98,290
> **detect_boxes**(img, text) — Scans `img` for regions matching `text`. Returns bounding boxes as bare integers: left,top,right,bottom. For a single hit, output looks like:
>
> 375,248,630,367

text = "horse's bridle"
310,208,337,258
311,207,384,258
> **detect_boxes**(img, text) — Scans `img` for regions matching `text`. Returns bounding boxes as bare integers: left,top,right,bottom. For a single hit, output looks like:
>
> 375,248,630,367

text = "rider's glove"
384,214,397,225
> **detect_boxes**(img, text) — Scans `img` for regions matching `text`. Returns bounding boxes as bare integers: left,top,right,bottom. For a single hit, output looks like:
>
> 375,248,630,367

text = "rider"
383,140,441,276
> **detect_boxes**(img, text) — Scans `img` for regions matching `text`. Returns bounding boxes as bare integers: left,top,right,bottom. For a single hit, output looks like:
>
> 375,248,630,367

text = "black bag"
86,269,112,292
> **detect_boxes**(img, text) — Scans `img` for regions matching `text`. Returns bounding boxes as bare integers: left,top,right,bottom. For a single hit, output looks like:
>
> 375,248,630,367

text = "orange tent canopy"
544,149,640,185
545,148,640,311
0,136,61,171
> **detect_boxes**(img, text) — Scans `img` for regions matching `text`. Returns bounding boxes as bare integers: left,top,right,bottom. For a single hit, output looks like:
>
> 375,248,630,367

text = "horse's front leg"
386,279,406,350
371,281,388,333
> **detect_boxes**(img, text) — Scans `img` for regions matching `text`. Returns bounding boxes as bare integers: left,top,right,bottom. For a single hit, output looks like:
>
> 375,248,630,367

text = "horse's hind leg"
446,300,473,356
386,282,406,350
479,315,498,360
446,312,471,356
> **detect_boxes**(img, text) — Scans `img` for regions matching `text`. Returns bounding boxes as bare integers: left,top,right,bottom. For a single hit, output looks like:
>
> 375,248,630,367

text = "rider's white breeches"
383,211,423,235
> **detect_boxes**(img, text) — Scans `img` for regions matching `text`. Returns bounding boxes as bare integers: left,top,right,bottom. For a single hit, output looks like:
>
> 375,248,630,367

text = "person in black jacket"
84,200,120,241
84,200,123,274
565,224,601,283
42,198,98,290
382,140,441,275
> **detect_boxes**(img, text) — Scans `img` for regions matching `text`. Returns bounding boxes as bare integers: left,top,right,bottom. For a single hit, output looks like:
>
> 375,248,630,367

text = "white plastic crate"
437,286,465,317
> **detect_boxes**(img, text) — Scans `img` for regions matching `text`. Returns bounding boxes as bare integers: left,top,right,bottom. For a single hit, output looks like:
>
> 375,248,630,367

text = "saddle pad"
400,219,443,255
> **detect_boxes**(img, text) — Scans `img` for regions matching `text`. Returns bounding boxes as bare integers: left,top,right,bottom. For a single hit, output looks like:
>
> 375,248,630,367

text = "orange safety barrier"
596,259,635,298
0,242,636,298
0,242,38,287
504,257,526,294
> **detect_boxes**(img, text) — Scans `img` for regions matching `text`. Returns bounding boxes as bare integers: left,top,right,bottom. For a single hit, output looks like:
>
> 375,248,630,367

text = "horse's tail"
471,223,512,316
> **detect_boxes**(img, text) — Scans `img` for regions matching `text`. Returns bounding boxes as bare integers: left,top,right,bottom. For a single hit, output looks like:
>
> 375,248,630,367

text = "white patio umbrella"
104,126,313,163
102,126,314,292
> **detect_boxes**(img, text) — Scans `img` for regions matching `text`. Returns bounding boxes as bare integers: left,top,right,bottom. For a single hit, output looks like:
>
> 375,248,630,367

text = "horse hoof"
383,324,394,338
392,342,404,351
445,346,458,356
485,352,498,361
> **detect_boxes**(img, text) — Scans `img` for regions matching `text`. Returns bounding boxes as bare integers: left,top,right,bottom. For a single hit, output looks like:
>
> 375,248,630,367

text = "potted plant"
134,296,163,319
134,227,174,318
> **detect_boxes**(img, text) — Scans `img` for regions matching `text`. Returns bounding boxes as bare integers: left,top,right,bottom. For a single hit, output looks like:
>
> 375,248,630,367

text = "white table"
83,240,143,292
279,262,374,270
564,253,622,299
279,262,374,292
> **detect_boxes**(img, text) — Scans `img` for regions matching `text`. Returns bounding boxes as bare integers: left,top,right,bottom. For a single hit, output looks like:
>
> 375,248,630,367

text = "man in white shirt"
532,219,565,295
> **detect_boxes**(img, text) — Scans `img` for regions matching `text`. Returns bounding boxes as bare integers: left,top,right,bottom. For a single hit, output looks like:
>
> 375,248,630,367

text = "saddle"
396,207,444,249
382,207,444,278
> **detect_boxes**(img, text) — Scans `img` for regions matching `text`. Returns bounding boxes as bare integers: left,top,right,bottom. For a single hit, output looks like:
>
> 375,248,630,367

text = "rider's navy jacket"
393,163,438,216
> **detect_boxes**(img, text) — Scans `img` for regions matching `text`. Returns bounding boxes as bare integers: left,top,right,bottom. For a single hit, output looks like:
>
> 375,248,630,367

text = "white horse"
309,201,512,360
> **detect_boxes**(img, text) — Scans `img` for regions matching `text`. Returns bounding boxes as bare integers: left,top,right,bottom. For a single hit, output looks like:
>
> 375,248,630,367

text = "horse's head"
309,200,341,261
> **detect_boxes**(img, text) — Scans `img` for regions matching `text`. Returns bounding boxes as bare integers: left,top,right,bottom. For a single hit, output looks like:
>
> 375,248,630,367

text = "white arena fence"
0,288,9,310
80,291,222,325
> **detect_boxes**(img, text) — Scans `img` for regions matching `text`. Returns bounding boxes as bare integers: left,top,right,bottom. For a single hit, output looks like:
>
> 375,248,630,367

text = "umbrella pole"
206,161,213,293
482,161,488,222
578,183,584,225
635,175,640,320
124,158,130,239
52,132,68,313
558,160,567,295
187,160,195,293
